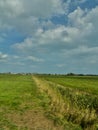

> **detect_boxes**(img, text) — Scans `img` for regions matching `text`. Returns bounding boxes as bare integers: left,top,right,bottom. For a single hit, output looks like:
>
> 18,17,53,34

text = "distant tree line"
0,72,98,76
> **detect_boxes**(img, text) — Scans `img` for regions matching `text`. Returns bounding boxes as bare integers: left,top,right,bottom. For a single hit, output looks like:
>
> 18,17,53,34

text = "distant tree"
67,73,75,76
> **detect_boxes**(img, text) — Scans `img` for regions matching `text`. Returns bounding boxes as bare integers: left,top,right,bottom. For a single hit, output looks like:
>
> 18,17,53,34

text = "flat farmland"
42,75,98,95
35,74,98,130
0,74,98,130
0,74,62,130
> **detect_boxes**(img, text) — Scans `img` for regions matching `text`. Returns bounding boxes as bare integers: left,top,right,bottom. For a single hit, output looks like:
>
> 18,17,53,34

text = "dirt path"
32,75,64,130
32,75,64,107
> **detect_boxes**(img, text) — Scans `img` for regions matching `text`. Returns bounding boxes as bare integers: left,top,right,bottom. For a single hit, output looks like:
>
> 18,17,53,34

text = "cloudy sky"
0,0,98,74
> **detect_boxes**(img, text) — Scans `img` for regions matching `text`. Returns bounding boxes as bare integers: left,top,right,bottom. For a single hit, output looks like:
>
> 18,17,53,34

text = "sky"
0,0,98,74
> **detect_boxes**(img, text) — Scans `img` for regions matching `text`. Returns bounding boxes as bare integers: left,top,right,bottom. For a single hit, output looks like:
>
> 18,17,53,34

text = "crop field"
0,74,98,130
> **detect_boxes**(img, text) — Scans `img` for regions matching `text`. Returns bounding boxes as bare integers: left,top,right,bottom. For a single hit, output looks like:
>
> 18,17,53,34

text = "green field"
0,74,98,130
0,74,61,130
35,74,98,130
42,75,98,95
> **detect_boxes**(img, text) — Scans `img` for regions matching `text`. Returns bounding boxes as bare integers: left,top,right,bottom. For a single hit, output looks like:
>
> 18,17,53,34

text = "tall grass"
35,74,98,130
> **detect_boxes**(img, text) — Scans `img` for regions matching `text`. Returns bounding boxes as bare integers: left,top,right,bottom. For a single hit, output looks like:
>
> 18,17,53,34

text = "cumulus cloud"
12,6,98,73
0,0,65,34
27,56,44,62
62,46,98,57
0,52,8,61
0,0,98,73
14,6,98,52
13,0,64,17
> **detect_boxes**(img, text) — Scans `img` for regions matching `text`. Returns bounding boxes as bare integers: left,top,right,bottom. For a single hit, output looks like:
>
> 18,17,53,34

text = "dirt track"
32,75,64,130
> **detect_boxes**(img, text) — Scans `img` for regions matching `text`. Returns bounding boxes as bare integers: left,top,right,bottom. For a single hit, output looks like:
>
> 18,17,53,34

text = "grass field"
0,74,62,130
40,75,98,95
35,74,98,130
0,74,98,130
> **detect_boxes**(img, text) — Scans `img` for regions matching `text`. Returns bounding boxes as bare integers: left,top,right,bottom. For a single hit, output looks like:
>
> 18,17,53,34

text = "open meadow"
0,74,62,130
0,74,98,130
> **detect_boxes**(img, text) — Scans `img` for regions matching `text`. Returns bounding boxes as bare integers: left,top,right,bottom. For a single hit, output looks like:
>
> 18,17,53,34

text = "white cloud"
0,0,64,18
0,52,8,61
68,6,98,46
57,64,66,68
14,6,97,47
85,6,98,31
62,46,98,57
0,0,65,34
68,7,93,34
9,54,44,63
27,56,44,62
0,1,98,73
14,37,34,52
13,6,98,60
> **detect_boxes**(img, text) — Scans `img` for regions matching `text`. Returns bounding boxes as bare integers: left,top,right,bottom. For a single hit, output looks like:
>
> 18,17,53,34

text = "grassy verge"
34,74,98,130
33,76,82,130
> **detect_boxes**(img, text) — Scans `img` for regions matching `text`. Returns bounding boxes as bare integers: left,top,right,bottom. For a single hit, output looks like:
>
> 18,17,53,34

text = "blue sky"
0,0,98,74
